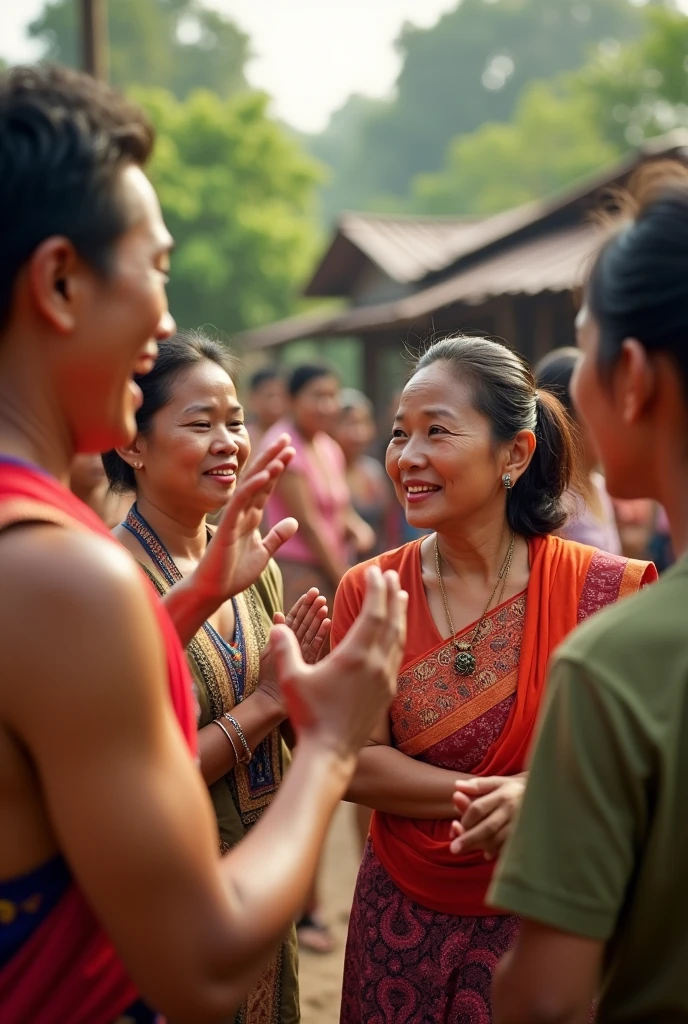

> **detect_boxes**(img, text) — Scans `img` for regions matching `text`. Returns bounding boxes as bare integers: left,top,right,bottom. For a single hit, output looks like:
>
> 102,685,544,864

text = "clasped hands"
450,775,527,861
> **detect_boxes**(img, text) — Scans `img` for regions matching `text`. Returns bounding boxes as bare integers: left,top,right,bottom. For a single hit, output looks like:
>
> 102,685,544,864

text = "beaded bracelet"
223,712,252,764
212,717,239,764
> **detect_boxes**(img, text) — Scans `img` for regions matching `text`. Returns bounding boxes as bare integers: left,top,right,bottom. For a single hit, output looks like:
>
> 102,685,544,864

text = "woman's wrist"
241,687,287,729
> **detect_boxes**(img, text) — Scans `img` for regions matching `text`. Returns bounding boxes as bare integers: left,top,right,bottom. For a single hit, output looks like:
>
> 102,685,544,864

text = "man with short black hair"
0,64,406,1024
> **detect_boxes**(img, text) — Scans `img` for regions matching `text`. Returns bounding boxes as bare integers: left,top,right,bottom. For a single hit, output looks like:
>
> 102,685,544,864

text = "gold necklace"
434,531,515,677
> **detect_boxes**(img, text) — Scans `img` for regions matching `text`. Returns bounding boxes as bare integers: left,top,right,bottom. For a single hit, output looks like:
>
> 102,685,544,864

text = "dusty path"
299,803,360,1024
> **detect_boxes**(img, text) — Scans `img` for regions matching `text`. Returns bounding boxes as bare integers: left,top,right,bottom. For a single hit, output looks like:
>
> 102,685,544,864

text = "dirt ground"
298,802,360,1024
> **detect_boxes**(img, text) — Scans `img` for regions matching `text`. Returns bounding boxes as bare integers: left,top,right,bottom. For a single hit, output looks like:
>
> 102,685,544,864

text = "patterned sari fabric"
122,506,299,1024
332,535,656,1024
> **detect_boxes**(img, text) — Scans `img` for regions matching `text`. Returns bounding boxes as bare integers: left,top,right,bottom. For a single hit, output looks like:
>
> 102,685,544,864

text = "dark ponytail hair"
102,330,235,494
413,336,576,538
588,164,688,392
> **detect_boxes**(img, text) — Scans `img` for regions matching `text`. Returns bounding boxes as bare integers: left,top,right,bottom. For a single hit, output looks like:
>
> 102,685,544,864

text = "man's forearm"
493,947,591,1024
216,739,353,969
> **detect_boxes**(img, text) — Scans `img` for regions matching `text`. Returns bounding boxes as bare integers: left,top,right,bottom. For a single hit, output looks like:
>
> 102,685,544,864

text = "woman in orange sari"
333,335,656,1024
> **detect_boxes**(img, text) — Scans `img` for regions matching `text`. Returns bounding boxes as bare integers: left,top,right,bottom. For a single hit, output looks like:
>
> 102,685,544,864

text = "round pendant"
454,650,476,676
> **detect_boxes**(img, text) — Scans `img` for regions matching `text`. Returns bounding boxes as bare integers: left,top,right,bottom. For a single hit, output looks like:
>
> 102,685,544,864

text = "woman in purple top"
536,348,622,555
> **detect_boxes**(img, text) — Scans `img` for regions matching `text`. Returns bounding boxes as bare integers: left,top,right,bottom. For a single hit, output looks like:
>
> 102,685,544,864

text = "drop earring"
502,473,512,491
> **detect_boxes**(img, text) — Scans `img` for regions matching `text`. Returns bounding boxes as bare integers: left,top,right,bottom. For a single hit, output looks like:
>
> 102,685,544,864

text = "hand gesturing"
192,435,297,608
268,567,408,762
258,589,331,714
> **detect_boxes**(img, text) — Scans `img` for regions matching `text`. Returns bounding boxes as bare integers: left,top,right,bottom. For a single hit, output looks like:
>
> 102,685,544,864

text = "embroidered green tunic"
123,507,299,1024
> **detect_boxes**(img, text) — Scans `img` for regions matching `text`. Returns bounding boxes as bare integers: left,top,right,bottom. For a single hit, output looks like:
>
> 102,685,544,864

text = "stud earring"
134,461,142,470
502,473,512,491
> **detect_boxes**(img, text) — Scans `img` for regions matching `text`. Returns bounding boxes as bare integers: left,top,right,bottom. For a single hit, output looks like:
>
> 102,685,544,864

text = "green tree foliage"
308,0,647,221
412,3,688,217
414,82,619,214
574,6,688,148
137,87,322,334
27,0,249,98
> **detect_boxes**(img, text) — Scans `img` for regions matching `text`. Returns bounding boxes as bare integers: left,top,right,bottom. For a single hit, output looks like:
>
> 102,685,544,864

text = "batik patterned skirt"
341,840,518,1024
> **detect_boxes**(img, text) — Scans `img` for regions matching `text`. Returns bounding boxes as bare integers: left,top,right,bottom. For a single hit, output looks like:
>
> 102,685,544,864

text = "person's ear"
503,429,536,485
116,438,145,473
27,237,84,333
618,338,656,425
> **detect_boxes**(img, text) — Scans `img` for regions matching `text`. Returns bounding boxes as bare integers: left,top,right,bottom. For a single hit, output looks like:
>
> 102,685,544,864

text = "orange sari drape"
332,534,656,917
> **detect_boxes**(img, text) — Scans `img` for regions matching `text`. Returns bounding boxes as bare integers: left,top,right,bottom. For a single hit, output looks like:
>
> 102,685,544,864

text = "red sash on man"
0,458,198,1024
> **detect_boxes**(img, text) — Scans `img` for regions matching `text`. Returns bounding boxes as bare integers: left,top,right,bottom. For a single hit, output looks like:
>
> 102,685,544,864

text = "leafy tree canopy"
138,87,323,334
573,5,688,148
413,82,619,214
28,0,249,99
412,3,688,217
308,0,651,222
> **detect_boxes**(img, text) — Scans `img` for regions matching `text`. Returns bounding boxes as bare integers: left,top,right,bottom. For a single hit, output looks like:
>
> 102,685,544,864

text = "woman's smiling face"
386,362,507,532
136,359,251,517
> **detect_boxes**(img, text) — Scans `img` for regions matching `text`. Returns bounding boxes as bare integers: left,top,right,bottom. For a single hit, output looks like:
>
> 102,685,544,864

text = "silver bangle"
223,712,252,764
212,718,239,765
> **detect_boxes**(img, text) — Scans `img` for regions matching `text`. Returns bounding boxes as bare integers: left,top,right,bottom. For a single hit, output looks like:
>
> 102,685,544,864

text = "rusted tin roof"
240,131,688,349
240,223,600,348
306,213,483,293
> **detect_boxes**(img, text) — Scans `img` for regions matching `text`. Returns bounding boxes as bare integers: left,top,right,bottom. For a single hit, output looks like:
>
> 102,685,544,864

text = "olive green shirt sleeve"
488,656,652,941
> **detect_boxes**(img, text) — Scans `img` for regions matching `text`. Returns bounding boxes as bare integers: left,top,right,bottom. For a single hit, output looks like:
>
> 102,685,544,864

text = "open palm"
193,435,298,605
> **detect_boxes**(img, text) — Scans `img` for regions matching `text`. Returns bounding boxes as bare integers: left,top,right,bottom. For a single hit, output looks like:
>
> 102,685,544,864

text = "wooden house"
239,132,688,411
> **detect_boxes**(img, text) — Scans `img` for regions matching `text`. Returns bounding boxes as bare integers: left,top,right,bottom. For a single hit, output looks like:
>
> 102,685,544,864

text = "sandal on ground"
296,913,336,955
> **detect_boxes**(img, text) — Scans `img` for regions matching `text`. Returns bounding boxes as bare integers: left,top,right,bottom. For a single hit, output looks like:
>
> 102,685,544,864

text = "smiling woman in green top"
461,167,688,1024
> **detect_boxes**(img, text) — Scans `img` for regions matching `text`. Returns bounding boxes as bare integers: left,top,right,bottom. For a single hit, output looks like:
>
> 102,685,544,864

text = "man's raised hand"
269,567,408,764
192,434,297,607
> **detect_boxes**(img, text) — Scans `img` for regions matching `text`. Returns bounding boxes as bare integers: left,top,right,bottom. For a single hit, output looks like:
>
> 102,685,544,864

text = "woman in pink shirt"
262,363,375,953
262,364,374,610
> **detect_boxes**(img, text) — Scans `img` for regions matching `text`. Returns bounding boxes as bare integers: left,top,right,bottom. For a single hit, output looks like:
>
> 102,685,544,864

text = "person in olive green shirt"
489,557,688,1022
450,175,688,1023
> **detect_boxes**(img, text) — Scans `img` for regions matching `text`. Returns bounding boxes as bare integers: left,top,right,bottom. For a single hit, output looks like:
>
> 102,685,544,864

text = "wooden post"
80,0,109,81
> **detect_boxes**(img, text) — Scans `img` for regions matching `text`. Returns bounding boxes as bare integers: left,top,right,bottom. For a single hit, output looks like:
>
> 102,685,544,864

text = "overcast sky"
0,0,684,132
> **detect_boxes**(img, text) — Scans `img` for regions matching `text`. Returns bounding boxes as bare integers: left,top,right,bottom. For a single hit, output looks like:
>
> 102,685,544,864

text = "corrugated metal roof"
409,223,597,309
238,307,343,351
326,223,599,333
241,131,688,349
240,223,600,348
338,213,483,284
305,131,688,296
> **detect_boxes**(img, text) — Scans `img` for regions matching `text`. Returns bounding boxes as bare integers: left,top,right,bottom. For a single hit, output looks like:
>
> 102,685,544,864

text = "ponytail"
508,389,577,537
